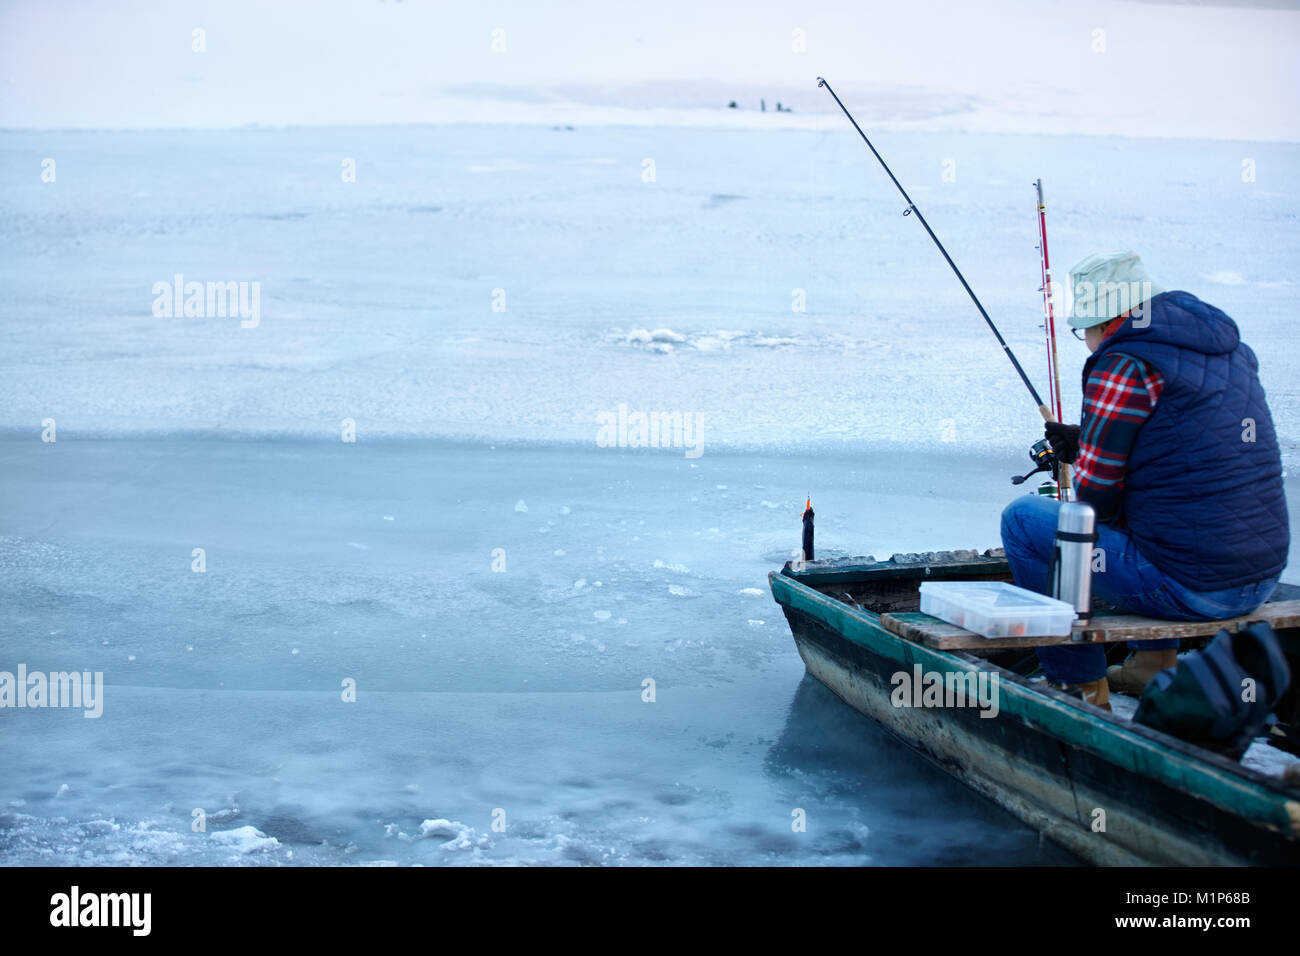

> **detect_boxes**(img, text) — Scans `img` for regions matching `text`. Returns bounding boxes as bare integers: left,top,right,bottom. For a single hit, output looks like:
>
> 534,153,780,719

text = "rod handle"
1058,462,1074,502
1038,404,1054,422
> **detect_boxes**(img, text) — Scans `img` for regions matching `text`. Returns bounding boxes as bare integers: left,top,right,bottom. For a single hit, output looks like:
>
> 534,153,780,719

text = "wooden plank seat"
879,599,1300,651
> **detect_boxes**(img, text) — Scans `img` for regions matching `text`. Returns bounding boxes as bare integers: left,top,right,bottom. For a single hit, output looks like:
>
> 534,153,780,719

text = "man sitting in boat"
1000,251,1289,709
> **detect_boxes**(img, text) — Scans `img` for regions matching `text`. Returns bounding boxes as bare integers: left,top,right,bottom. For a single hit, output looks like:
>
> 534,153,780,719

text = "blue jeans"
999,495,1279,685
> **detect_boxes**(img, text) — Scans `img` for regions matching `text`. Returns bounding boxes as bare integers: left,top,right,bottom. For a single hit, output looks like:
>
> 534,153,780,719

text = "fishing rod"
1034,180,1064,424
816,77,1054,423
1034,179,1073,501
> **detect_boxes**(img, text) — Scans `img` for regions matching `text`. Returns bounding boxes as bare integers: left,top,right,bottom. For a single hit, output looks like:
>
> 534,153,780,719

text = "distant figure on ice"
1000,252,1289,709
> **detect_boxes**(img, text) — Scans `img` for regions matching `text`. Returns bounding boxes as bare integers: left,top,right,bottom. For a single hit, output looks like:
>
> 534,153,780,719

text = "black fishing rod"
816,77,1053,422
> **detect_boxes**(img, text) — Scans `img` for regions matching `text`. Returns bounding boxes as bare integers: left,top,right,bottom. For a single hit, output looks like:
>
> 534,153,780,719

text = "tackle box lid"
918,580,1073,612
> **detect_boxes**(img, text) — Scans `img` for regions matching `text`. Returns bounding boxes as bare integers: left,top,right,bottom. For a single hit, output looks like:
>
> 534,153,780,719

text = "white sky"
2,0,1298,139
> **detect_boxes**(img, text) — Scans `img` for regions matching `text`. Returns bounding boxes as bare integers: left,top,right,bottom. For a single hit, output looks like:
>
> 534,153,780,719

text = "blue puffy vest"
1081,291,1289,590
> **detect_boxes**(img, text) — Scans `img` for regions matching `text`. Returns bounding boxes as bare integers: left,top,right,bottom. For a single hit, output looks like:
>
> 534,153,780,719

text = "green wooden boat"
768,550,1300,865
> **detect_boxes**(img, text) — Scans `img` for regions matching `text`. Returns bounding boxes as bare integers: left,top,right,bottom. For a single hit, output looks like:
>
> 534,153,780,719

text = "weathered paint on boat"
770,558,1300,866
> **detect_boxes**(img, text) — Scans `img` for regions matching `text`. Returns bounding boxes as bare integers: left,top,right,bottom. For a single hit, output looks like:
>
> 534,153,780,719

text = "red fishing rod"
1034,179,1072,500
1035,179,1063,423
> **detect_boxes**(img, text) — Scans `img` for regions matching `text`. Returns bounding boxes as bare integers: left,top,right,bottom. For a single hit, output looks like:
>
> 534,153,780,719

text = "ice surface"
210,826,281,855
2,109,1298,866
1,125,1297,469
1,441,1090,865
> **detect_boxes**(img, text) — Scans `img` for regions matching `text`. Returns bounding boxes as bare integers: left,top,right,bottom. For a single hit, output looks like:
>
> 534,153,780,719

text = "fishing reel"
1011,438,1059,487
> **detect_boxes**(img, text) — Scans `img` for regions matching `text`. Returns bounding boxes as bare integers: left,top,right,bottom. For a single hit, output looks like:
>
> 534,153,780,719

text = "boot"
1107,649,1178,696
1050,677,1111,711
1073,677,1111,711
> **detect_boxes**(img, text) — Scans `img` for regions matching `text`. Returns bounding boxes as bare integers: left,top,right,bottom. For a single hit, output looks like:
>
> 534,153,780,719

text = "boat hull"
772,567,1300,866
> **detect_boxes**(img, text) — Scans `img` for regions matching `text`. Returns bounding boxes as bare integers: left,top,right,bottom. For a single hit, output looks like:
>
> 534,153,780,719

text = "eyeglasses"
1071,327,1086,341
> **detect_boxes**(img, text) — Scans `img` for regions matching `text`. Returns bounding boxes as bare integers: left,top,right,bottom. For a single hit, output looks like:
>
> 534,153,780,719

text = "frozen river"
1,439,1086,865
2,121,1297,864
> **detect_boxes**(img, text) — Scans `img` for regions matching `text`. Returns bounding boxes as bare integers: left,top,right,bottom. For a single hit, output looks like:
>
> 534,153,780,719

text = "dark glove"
1044,422,1080,465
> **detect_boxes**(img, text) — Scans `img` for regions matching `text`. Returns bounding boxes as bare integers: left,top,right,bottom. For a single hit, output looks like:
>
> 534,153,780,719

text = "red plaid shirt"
1072,352,1165,523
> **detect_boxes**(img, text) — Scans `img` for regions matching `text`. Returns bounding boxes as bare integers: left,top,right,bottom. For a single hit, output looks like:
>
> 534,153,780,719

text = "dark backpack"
1133,622,1291,760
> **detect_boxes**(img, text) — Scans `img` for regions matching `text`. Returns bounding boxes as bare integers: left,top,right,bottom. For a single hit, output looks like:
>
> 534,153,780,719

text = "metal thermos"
1051,501,1097,636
